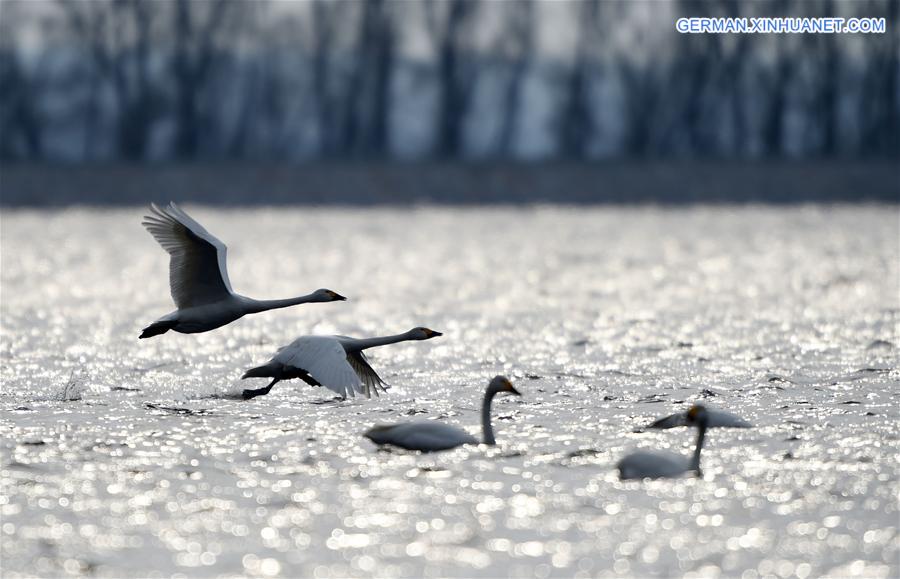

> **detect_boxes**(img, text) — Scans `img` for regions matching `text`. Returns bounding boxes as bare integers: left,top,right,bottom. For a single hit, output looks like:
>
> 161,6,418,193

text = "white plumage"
274,336,365,398
139,203,345,338
241,328,443,400
365,422,479,452
617,404,751,480
364,376,520,452
143,202,233,309
617,450,696,480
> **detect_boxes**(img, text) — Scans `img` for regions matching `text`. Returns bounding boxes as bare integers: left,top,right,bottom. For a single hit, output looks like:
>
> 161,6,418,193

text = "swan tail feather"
242,364,276,380
139,320,177,339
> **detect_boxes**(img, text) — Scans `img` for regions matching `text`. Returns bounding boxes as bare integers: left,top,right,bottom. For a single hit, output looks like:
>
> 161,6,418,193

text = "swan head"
312,289,347,302
686,404,709,427
408,327,443,340
488,375,521,397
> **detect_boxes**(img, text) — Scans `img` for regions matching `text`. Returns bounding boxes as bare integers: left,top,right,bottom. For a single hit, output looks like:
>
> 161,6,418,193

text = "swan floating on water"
241,327,443,400
618,404,711,479
617,404,751,480
140,202,346,338
364,375,520,452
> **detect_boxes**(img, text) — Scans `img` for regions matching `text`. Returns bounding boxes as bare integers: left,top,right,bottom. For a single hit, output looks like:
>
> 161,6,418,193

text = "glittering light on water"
1,207,898,577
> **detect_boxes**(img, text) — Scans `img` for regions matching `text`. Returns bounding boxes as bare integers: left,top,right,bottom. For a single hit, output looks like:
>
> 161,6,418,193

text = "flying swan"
617,404,751,480
240,327,443,400
140,202,346,338
364,375,521,452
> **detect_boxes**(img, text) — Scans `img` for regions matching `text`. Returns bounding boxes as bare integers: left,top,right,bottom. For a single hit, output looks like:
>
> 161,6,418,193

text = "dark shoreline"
1,161,897,206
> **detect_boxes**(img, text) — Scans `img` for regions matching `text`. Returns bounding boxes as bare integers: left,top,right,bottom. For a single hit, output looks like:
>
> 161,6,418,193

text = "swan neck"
690,423,707,472
347,332,413,351
246,294,315,314
482,390,496,445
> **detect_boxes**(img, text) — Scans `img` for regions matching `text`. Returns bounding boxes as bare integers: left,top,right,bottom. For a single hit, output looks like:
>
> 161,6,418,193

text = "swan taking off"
140,203,346,338
364,375,521,452
618,404,711,480
241,327,443,400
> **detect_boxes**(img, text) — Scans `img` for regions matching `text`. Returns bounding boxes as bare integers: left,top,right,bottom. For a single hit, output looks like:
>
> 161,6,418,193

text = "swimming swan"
618,404,749,479
140,202,346,338
241,327,443,400
364,375,521,452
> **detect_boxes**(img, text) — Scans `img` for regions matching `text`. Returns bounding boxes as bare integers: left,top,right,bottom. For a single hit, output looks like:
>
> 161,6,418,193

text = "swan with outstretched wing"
140,203,345,338
241,327,442,399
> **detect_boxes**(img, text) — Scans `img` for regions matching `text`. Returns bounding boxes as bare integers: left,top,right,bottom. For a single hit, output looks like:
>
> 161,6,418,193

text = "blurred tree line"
0,0,897,162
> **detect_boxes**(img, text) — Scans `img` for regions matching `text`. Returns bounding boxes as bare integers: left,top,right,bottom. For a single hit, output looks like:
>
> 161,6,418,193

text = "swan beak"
508,385,521,396
332,292,347,301
428,330,443,337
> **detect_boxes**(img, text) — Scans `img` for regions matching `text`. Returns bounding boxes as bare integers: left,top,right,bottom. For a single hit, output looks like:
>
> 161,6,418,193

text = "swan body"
618,404,711,480
140,203,345,338
144,296,255,335
241,327,442,400
364,376,521,452
365,422,478,452
617,450,697,480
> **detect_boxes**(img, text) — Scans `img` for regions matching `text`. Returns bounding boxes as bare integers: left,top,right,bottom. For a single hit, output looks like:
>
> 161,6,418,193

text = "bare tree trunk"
119,0,157,160
557,1,598,159
860,0,899,156
0,46,43,159
494,0,534,157
670,2,717,155
171,0,236,159
619,60,659,157
428,0,478,158
760,56,791,157
880,0,900,155
310,0,340,158
337,0,393,156
58,0,160,160
360,0,395,157
802,0,839,156
758,1,795,157
723,0,750,156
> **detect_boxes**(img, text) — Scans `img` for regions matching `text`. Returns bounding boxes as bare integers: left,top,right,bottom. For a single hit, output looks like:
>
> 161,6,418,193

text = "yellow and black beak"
686,404,705,422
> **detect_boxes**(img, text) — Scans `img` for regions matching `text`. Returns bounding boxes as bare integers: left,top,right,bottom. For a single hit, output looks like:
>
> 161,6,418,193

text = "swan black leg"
242,378,279,400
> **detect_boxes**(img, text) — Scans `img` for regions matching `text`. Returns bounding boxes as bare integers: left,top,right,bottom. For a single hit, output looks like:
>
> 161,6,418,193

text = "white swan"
364,375,521,452
617,404,711,480
241,327,443,400
140,202,345,338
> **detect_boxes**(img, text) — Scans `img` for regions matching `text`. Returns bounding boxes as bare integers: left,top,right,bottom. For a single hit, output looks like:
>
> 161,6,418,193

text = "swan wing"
637,407,752,432
617,450,690,479
142,203,233,308
346,351,389,397
365,422,477,452
705,408,753,428
276,336,365,398
639,412,690,431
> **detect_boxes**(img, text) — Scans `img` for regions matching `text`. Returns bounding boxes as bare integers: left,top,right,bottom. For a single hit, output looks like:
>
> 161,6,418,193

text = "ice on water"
1,206,897,577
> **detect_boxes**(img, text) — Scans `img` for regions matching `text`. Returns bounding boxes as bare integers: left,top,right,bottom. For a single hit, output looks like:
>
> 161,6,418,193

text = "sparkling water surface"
1,206,897,577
